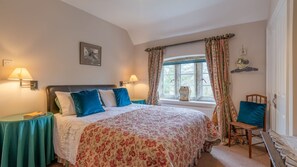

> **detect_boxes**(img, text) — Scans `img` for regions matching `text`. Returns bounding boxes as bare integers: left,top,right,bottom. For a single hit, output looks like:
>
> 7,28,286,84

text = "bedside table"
0,112,55,167
131,99,146,104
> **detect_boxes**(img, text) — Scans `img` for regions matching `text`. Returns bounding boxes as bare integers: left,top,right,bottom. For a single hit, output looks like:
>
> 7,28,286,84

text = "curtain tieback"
212,95,231,125
215,95,230,109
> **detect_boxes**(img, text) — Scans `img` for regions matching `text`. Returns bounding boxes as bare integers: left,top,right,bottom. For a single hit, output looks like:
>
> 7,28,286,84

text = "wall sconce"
119,74,138,87
8,68,38,90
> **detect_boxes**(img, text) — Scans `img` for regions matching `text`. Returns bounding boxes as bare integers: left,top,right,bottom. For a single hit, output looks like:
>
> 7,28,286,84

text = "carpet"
198,144,270,167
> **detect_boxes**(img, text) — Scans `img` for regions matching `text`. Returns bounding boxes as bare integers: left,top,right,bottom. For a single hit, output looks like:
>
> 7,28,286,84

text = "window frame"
159,56,214,102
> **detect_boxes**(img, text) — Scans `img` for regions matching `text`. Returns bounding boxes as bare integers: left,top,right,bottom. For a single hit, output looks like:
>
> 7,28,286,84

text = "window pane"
181,63,194,74
164,74,175,85
202,74,210,85
181,74,195,97
164,65,175,74
202,62,208,73
164,84,175,96
189,85,195,97
198,62,214,101
181,75,194,86
202,86,213,97
163,74,175,96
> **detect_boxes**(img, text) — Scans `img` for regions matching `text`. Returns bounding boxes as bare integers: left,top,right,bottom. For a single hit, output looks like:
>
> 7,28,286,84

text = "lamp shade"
8,68,33,80
129,75,138,82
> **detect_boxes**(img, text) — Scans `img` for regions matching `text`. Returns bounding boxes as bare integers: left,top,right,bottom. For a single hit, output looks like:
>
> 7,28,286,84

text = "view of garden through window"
159,56,214,102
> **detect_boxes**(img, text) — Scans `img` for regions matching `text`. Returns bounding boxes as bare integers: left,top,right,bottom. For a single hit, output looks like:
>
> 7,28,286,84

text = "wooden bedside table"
0,112,55,167
131,99,146,104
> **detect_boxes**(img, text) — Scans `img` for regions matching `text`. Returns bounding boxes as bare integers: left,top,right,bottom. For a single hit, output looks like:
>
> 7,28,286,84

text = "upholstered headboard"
46,85,117,114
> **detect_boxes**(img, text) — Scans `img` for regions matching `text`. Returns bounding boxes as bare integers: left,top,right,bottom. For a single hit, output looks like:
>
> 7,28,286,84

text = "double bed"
46,85,220,166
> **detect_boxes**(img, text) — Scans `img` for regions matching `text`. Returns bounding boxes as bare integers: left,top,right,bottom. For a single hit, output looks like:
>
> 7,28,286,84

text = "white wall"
292,0,297,135
133,21,267,112
0,0,134,117
270,0,280,17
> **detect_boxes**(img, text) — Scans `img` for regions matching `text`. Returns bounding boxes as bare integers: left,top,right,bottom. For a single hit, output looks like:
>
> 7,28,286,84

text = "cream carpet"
198,144,270,167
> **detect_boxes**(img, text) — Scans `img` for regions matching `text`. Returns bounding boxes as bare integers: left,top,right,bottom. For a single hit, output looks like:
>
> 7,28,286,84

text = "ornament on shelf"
231,45,258,73
236,46,249,69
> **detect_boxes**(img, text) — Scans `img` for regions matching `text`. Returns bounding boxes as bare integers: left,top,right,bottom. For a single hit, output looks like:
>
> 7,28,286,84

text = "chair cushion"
237,101,266,128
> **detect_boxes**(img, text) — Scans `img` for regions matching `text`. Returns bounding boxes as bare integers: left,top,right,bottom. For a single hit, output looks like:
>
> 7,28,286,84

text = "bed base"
261,131,285,167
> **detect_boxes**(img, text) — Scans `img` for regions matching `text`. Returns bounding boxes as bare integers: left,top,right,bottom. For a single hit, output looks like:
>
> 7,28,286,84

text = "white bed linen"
53,104,150,165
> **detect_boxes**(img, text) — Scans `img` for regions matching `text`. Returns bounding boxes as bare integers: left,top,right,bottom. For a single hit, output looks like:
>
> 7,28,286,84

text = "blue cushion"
71,90,105,117
113,88,131,107
237,101,266,128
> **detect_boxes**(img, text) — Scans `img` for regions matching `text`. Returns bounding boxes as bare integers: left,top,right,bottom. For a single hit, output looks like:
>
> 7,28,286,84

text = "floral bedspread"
76,106,220,167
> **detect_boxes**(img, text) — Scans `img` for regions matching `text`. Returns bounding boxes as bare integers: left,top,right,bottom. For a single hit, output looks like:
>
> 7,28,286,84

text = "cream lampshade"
8,68,38,90
119,74,139,86
8,68,33,80
129,75,138,82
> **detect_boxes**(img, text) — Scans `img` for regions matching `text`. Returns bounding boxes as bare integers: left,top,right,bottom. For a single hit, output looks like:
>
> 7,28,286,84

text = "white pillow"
99,89,117,107
55,91,76,116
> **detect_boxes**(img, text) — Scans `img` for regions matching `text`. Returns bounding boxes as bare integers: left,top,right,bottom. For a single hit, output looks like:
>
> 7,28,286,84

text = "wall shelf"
231,67,258,73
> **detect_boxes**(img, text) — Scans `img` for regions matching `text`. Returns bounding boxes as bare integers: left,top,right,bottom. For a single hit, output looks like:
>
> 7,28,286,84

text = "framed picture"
80,42,101,66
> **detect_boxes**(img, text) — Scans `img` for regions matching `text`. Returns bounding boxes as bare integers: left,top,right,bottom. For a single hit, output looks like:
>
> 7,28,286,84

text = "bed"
46,85,220,166
261,131,297,167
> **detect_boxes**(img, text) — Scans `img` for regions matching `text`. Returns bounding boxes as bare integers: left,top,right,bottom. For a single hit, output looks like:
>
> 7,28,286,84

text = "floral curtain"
205,35,237,140
147,47,164,105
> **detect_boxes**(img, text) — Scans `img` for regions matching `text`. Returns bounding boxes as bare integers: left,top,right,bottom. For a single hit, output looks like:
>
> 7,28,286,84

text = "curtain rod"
145,33,235,52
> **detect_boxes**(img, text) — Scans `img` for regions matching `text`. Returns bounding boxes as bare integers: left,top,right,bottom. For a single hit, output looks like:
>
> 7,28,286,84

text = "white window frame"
159,56,214,102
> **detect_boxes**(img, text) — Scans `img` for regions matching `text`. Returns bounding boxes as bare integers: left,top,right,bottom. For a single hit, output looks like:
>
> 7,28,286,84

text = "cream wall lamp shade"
8,68,32,80
8,68,38,90
119,74,139,86
129,75,138,82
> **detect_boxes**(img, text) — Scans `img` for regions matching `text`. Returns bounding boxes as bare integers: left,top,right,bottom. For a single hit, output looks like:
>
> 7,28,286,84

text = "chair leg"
248,130,252,158
228,124,231,147
245,130,249,144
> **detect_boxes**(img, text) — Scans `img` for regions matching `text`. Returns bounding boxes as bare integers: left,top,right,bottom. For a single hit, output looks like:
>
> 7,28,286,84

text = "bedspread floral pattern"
76,106,219,167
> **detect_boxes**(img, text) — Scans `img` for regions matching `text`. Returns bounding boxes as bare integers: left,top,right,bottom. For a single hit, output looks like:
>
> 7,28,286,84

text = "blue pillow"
237,101,266,128
71,90,105,117
113,88,131,107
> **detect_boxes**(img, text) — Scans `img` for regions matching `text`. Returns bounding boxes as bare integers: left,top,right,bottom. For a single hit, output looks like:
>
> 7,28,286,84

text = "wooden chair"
228,94,267,158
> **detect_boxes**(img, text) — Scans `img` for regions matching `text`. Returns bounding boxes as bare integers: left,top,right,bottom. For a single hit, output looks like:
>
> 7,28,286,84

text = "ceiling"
61,0,270,45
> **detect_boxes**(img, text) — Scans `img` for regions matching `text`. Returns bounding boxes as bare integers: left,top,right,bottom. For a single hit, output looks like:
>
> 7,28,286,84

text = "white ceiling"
61,0,270,45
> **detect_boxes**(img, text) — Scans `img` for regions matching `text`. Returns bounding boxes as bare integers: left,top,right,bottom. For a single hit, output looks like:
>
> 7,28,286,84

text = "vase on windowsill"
179,86,190,101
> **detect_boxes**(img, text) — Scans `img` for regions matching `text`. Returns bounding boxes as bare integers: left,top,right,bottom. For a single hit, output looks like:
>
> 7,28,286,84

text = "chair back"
246,94,267,131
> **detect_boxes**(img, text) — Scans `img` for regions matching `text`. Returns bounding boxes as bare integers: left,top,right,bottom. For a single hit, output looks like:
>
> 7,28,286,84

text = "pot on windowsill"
179,86,190,101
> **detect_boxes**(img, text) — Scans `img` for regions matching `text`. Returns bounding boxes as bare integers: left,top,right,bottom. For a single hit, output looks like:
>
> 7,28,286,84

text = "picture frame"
80,42,102,66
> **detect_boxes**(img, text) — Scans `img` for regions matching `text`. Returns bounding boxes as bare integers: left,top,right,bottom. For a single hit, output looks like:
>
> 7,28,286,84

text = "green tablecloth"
131,99,146,104
0,113,54,167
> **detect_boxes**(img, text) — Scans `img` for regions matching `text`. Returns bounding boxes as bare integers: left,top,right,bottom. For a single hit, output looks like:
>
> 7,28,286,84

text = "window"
159,55,214,102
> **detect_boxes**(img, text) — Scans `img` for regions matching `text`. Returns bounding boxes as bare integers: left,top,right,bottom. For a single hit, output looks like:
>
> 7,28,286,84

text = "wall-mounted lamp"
8,68,38,90
119,74,138,87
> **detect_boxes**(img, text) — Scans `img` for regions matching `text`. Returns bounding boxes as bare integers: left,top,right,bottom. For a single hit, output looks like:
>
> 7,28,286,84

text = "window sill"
159,99,216,108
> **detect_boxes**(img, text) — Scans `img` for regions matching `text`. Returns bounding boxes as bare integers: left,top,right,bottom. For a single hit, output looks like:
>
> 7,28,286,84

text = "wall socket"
2,59,13,67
